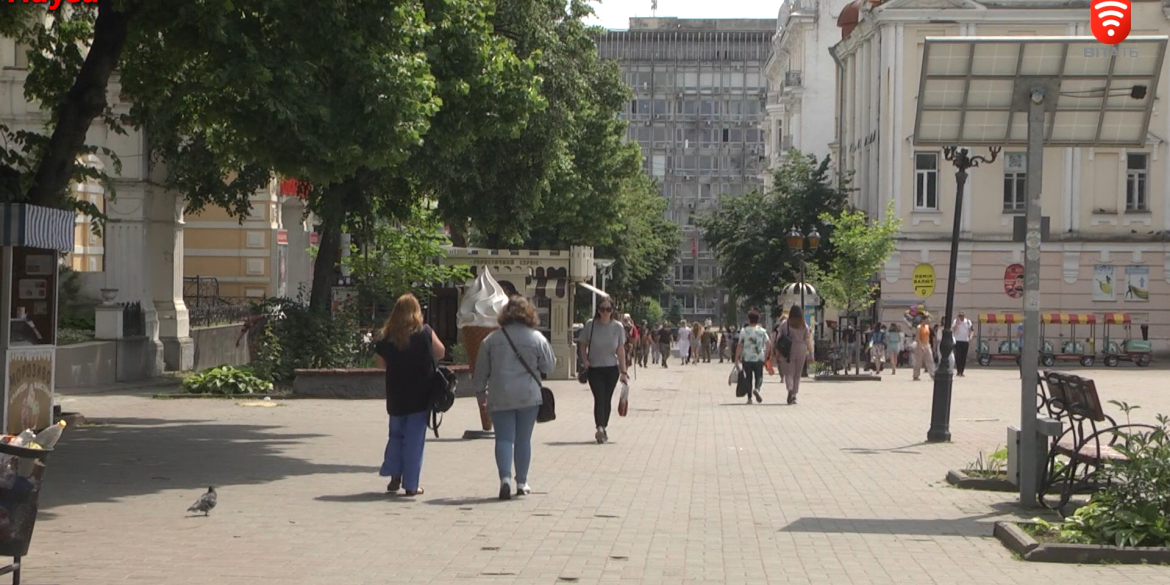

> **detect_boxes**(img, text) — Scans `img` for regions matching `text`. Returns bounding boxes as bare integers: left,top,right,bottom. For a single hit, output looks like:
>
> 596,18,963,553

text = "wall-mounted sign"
1004,264,1024,298
1125,266,1149,301
276,230,288,245
1093,265,1115,301
912,264,935,298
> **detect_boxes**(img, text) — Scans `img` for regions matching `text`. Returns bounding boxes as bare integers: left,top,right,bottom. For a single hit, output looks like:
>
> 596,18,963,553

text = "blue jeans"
380,410,429,491
490,406,539,483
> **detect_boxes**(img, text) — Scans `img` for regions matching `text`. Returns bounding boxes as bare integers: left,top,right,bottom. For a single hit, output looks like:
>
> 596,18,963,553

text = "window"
1003,153,1026,212
914,153,939,210
1127,153,1149,211
651,154,667,177
681,265,695,282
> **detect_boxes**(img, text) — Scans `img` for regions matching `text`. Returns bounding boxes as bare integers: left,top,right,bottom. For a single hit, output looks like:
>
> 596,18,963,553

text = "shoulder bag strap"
501,327,542,386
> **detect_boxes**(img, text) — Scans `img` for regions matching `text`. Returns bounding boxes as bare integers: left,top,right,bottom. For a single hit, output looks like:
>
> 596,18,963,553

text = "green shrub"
249,297,368,383
450,343,468,365
183,366,273,395
1055,405,1170,547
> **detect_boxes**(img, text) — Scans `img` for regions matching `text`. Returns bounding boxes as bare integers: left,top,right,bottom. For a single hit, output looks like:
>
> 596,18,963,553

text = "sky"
585,0,779,30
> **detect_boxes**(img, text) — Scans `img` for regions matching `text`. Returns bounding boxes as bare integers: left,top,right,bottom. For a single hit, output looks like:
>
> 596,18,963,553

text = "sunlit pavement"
24,362,1170,584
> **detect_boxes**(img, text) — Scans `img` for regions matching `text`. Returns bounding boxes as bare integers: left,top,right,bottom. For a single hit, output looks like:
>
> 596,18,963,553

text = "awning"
1103,313,1132,325
1042,313,1096,325
0,204,74,251
980,313,1023,324
534,278,568,299
577,282,609,298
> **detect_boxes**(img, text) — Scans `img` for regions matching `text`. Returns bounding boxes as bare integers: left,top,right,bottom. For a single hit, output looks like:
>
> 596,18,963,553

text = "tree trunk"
26,3,138,209
308,207,343,313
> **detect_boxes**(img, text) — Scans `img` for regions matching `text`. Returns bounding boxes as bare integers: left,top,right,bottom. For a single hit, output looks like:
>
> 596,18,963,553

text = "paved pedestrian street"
22,364,1170,584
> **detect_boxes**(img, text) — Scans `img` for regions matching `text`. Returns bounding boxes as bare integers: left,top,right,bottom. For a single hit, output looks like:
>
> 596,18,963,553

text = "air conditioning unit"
644,120,652,126
683,175,693,180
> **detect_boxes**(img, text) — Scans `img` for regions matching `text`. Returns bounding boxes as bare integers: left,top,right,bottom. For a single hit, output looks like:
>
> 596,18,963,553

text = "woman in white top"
676,320,692,365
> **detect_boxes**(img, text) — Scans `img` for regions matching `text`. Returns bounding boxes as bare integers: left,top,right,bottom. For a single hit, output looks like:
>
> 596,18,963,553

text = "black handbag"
735,368,750,397
777,323,793,360
425,327,457,437
501,327,556,423
577,320,595,384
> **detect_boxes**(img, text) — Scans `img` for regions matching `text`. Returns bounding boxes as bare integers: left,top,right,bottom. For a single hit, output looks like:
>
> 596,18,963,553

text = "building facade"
597,18,774,323
833,0,1170,351
765,0,854,178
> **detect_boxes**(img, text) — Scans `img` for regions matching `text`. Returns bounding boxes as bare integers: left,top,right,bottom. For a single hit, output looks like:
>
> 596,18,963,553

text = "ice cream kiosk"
0,204,74,434
444,246,594,382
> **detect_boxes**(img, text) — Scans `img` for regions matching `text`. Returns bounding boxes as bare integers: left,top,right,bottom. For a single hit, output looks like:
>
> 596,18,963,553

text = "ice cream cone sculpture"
458,268,510,431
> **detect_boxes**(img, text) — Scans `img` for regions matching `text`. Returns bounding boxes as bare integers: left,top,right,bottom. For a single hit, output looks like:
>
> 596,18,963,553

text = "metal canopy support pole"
1019,87,1046,507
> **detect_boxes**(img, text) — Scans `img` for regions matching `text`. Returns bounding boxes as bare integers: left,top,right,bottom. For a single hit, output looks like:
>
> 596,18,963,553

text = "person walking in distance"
651,323,663,365
472,296,556,500
913,316,934,381
951,310,973,377
734,310,771,404
657,323,673,368
778,305,813,404
638,320,652,368
870,322,888,374
676,320,693,365
886,323,903,375
772,314,788,383
579,299,629,444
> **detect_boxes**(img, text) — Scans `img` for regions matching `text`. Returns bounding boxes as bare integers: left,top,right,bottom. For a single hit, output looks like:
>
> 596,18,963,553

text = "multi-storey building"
764,0,854,179
597,17,774,323
833,0,1170,351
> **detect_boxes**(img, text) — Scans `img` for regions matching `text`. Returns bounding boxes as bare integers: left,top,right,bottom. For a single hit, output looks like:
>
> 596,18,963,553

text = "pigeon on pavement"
187,487,217,516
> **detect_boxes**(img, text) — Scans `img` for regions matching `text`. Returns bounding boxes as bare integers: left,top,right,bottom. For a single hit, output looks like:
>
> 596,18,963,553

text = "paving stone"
17,364,1170,583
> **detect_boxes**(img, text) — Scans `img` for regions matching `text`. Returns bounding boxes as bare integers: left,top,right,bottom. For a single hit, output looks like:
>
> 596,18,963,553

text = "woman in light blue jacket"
473,296,556,500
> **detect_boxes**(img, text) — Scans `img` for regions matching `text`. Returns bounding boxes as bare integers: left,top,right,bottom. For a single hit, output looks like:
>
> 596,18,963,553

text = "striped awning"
0,204,74,251
1042,313,1097,325
1103,313,1132,325
980,313,1023,324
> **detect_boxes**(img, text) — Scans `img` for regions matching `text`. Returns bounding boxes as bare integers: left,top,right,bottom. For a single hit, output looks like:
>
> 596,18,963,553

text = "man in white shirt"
951,310,973,377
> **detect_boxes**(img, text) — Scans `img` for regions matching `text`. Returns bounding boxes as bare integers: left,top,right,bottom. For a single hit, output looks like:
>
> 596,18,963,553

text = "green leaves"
807,201,901,316
183,366,273,395
698,152,848,307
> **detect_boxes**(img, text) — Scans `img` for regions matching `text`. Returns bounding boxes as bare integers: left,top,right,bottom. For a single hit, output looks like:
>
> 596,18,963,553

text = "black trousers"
587,366,621,427
742,361,764,391
955,341,970,375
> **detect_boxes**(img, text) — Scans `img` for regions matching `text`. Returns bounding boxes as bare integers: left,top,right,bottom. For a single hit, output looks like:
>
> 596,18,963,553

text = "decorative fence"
184,276,255,327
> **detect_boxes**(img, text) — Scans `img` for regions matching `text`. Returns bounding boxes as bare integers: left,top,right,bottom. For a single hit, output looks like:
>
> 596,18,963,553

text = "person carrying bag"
472,296,556,501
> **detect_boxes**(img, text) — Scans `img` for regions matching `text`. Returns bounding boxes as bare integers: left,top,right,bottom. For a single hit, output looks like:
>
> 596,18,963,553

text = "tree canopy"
697,152,848,308
807,202,901,317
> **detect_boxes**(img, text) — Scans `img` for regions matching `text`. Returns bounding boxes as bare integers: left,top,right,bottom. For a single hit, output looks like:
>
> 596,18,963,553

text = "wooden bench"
1036,371,1157,515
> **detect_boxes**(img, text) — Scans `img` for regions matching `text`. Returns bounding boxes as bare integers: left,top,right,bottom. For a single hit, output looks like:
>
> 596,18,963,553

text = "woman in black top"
374,293,445,496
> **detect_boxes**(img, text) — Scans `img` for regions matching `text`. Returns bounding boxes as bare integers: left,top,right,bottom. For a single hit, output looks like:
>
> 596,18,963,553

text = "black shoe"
753,389,762,403
787,393,796,405
499,481,512,500
387,476,401,492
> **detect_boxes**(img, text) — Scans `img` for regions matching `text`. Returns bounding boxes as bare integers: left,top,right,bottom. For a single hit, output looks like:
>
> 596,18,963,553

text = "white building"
764,0,855,180
832,0,1170,351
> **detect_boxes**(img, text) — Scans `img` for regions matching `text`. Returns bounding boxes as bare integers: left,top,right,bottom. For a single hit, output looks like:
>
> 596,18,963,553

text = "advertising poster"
1004,264,1024,298
1125,266,1150,302
5,348,54,434
1092,265,1115,301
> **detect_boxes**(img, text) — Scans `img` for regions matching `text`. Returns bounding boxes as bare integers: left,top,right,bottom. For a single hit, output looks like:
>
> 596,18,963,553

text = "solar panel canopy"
913,36,1168,146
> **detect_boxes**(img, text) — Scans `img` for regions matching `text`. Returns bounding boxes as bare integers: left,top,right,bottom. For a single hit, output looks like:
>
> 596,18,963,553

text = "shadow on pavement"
316,492,414,503
39,418,378,510
425,496,508,506
780,503,1024,537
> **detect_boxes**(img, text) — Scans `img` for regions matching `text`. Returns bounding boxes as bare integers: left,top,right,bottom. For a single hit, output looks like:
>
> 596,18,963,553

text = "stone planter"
945,469,1017,492
995,521,1170,564
292,364,472,398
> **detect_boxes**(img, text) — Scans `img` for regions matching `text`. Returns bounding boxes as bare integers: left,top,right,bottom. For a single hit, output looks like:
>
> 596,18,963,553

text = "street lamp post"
785,227,821,321
926,146,1000,443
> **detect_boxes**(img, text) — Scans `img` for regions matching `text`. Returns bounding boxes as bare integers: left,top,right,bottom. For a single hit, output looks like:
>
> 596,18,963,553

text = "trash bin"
0,441,51,585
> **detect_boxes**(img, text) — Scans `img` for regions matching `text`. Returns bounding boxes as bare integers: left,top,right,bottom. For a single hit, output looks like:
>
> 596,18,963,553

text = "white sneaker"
595,428,604,444
516,483,531,496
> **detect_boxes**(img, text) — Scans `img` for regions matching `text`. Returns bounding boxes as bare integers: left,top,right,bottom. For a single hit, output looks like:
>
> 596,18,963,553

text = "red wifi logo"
1092,0,1131,45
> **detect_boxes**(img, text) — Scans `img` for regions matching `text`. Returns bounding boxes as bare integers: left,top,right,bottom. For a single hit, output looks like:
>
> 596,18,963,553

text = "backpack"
776,323,793,359
425,329,458,437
